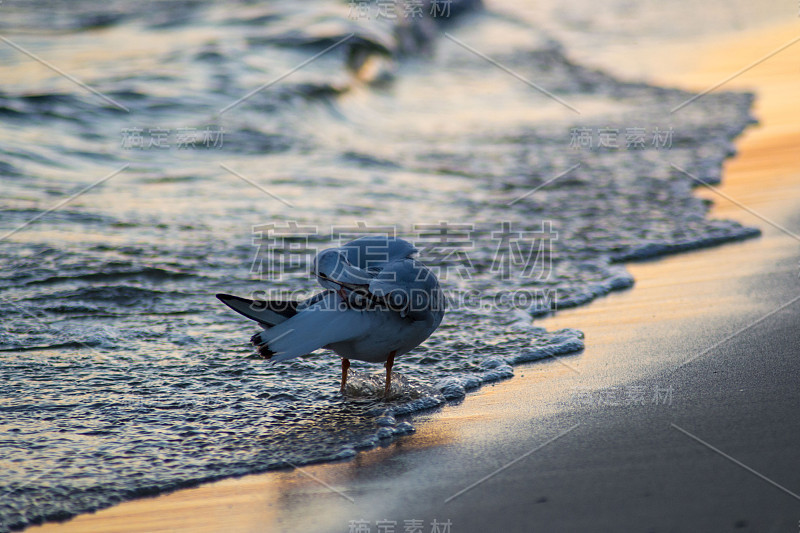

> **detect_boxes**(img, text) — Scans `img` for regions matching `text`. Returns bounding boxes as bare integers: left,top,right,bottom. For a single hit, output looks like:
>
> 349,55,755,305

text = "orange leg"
384,350,397,398
340,358,350,394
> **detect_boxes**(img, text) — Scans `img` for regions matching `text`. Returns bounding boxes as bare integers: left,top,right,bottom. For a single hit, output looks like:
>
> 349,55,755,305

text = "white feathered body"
258,290,441,364
220,236,445,367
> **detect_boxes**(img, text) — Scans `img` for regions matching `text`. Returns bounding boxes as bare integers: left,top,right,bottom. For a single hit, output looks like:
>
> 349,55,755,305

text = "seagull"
217,236,445,397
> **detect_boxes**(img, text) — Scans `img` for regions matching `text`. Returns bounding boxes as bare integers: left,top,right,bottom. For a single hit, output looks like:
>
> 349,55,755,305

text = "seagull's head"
311,248,372,290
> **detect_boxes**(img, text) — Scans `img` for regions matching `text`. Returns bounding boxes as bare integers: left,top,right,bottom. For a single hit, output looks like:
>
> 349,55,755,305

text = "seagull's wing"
216,293,297,327
311,237,417,291
313,248,375,287
253,291,374,362
217,291,330,327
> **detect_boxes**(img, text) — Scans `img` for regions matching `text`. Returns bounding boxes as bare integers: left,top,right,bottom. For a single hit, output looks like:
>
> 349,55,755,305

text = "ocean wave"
25,267,195,287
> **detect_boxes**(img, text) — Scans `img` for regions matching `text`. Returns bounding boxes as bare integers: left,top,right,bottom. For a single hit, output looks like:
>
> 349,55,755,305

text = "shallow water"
0,0,761,530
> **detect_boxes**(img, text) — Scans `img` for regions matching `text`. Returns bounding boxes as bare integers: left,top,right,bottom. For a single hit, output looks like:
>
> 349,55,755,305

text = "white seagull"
217,236,445,397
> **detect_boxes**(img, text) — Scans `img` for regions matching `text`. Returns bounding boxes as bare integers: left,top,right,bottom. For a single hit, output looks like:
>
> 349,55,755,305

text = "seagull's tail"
216,293,297,327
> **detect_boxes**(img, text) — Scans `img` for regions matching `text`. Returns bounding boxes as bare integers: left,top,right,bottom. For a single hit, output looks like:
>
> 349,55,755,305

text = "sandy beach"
27,16,800,533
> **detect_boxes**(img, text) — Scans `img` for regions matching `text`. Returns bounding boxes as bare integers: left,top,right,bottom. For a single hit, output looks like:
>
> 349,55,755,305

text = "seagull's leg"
384,350,397,398
340,358,350,394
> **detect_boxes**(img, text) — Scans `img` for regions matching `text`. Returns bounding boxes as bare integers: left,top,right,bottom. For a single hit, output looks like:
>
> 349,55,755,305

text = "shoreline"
27,19,800,533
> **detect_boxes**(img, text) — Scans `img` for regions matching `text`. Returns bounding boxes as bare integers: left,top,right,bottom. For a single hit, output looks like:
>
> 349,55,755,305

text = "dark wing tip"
257,344,275,359
217,293,244,303
216,293,265,309
251,332,274,359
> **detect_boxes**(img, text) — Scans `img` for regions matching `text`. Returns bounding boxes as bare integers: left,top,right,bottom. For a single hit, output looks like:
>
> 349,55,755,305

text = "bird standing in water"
217,236,445,397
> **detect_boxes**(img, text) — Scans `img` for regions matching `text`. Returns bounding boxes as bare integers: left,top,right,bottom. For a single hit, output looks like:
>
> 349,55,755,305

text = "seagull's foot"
382,351,396,400
382,372,404,401
341,375,357,397
340,358,350,395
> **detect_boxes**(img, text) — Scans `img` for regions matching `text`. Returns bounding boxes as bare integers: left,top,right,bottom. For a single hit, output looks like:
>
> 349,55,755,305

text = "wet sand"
28,19,800,533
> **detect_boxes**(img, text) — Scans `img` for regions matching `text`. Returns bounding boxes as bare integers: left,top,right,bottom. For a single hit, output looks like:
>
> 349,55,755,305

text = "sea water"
0,0,765,529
